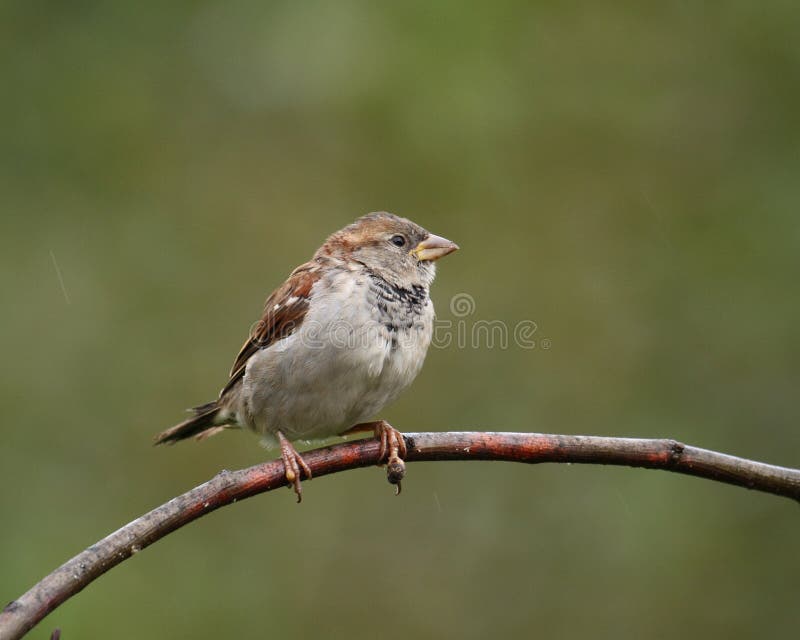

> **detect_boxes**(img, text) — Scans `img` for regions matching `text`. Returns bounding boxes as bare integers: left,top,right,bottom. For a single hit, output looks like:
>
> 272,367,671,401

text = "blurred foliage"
1,1,799,638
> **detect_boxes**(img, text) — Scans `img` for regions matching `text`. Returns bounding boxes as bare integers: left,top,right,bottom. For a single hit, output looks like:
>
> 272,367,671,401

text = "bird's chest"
299,273,433,418
365,276,434,382
316,274,434,382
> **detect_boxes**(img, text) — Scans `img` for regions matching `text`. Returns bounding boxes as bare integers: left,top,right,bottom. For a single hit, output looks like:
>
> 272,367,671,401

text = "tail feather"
154,402,225,445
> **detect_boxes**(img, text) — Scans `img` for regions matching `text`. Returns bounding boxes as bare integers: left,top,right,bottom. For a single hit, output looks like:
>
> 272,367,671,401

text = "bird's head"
320,212,459,288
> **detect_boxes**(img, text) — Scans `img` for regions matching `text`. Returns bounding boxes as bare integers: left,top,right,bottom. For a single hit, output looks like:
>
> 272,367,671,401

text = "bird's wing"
219,262,322,398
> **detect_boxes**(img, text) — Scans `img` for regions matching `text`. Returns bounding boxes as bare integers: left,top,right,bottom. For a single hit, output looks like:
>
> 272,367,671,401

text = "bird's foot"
277,431,312,503
374,420,407,462
377,420,407,494
341,420,407,494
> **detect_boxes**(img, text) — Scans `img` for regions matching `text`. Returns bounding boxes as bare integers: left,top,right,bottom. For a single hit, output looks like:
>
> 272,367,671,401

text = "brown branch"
2,431,799,640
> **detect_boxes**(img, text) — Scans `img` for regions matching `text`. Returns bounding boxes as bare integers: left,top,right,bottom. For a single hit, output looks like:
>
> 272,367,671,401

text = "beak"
411,234,459,262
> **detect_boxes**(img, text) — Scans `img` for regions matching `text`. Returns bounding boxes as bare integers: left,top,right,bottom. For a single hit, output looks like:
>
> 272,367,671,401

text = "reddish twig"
2,431,799,640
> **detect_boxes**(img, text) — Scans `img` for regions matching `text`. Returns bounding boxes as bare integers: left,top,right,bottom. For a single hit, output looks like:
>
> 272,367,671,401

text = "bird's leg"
341,420,406,494
277,431,312,503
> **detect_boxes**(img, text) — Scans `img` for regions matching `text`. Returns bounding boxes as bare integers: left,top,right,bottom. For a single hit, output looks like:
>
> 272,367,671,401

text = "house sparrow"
155,212,458,501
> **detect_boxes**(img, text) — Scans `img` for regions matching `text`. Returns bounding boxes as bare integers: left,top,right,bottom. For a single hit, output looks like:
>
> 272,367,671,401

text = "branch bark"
2,431,799,640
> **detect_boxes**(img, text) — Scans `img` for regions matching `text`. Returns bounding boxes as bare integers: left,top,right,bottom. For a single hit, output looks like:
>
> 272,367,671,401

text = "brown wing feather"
155,264,321,444
219,262,321,397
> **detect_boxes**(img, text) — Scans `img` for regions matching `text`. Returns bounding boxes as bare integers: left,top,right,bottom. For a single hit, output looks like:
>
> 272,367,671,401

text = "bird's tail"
154,401,228,445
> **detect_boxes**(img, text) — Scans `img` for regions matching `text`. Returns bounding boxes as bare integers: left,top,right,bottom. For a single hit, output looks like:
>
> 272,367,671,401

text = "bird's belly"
240,318,431,442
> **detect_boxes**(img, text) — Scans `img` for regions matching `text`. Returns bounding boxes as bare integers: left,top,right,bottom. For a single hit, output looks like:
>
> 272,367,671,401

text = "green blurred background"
2,1,799,638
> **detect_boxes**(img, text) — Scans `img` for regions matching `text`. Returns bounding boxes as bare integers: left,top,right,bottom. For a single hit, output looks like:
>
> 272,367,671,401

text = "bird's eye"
390,235,406,247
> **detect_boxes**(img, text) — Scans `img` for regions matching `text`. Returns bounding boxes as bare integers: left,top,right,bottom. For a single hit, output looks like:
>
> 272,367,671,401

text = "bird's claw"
374,420,407,493
278,432,312,503
386,455,405,494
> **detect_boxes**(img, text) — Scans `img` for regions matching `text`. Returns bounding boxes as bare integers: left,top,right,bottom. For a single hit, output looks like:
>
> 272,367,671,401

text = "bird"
154,212,458,501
